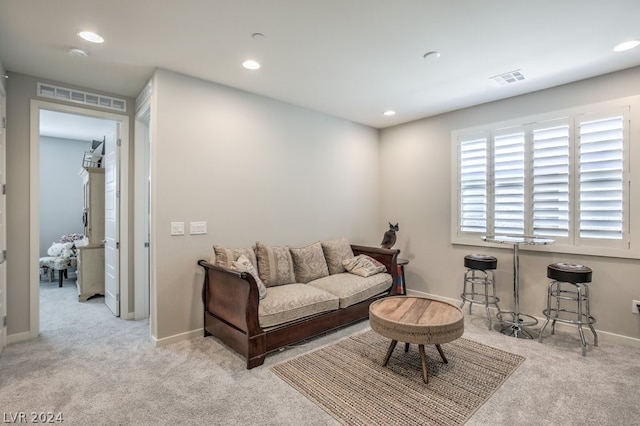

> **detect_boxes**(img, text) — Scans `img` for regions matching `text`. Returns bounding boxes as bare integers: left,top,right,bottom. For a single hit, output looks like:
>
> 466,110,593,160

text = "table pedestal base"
497,311,538,339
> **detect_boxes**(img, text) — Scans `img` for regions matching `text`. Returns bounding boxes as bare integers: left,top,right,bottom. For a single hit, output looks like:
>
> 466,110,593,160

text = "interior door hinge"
1,249,6,263
116,242,120,249
2,184,5,195
116,294,120,302
2,316,6,327
116,138,121,147
1,117,6,129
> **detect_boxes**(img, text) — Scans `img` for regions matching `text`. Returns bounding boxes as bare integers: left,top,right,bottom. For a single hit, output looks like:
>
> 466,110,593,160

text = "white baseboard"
7,331,32,345
152,328,203,347
120,311,135,320
406,288,640,349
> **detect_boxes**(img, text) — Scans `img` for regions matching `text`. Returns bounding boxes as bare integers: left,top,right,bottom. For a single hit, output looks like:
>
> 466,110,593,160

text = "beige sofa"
198,237,400,368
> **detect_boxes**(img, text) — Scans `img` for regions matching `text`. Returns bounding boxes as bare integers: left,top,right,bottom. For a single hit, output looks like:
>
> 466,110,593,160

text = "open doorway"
38,110,117,327
30,99,133,338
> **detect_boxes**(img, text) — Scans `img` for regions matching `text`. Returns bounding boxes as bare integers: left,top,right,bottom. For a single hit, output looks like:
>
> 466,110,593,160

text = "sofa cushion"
258,284,339,328
255,242,296,287
231,255,267,300
342,254,386,277
321,237,354,275
308,272,392,308
289,242,330,283
212,245,257,269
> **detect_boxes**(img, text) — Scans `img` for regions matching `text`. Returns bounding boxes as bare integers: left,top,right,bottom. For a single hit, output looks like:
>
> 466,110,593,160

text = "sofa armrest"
350,245,400,295
197,259,262,335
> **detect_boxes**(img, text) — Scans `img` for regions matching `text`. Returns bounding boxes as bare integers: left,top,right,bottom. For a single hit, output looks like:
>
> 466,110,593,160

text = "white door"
0,90,7,352
104,126,120,316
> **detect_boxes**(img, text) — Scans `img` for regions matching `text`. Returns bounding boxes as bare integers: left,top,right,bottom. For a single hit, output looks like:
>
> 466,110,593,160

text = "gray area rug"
272,330,524,426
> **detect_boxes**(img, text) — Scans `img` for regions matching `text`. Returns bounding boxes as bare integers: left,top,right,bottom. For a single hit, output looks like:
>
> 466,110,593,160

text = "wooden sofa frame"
197,244,399,369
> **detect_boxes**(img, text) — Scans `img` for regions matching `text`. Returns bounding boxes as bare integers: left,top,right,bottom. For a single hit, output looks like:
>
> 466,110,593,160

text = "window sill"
452,235,639,260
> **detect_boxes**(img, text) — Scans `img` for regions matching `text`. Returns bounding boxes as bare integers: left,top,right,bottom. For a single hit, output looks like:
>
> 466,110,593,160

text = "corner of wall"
0,60,6,94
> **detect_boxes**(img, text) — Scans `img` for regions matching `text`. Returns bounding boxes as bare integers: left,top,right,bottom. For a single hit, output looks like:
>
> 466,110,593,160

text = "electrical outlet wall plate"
190,221,207,235
632,300,640,314
170,222,185,236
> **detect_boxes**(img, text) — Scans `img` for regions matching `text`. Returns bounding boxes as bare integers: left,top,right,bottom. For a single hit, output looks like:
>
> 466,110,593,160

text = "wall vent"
37,82,127,112
490,69,526,86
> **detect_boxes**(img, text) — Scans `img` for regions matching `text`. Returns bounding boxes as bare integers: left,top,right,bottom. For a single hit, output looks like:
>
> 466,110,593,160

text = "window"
453,101,633,256
532,122,570,238
459,133,488,233
577,114,625,242
493,129,525,235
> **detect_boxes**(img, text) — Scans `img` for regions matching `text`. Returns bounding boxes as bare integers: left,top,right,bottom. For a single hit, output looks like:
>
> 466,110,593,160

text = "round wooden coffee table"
369,296,464,383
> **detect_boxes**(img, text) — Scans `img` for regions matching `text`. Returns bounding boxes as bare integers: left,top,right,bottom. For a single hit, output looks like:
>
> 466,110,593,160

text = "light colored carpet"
272,331,524,425
0,279,639,425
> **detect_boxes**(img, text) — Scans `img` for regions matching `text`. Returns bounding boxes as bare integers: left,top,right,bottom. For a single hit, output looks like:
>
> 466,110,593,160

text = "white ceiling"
39,109,116,142
1,0,640,129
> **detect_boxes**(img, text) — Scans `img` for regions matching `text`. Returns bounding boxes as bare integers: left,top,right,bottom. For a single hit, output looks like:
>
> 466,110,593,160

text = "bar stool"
539,262,597,356
460,254,501,330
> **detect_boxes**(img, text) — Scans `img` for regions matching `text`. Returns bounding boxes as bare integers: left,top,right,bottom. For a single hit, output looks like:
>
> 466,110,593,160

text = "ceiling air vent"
37,82,127,112
490,70,526,86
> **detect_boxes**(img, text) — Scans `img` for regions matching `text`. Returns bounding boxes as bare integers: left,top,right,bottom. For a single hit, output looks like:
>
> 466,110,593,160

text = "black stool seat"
547,263,592,284
464,254,497,271
461,254,501,330
540,262,597,356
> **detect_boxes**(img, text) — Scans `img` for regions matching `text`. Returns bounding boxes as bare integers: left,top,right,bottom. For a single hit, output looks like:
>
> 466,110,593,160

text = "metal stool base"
460,268,501,330
539,280,598,356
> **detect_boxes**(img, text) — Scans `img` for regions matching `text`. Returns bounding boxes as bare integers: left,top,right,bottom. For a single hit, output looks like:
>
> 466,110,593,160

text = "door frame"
29,99,130,337
134,103,151,320
0,83,6,352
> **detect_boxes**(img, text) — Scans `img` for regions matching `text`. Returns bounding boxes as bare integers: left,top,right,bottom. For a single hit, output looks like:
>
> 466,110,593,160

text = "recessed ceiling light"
68,48,88,57
77,31,104,44
242,59,261,70
383,110,396,116
613,40,640,52
423,51,441,60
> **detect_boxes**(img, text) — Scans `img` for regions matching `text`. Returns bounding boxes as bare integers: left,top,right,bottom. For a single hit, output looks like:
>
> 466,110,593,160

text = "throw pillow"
289,242,330,283
232,255,267,299
342,254,386,277
212,245,258,269
255,242,296,287
321,237,354,274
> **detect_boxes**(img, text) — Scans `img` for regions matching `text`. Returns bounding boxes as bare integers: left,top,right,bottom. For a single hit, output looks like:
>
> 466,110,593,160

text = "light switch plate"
190,221,207,235
170,222,185,236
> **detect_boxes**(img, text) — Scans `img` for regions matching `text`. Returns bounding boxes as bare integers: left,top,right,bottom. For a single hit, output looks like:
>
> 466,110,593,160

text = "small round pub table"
369,296,464,383
481,235,555,338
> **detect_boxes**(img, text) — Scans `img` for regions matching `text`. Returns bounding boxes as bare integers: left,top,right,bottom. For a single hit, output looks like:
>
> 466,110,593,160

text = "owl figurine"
380,222,399,249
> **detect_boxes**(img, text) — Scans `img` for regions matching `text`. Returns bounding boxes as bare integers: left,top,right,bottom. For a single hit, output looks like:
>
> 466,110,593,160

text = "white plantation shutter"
578,114,625,241
459,134,488,233
455,101,632,253
531,122,570,237
493,129,525,235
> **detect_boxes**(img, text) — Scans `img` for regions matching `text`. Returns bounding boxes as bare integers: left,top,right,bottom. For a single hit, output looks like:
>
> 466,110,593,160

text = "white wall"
151,69,381,341
380,66,640,342
39,136,87,256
